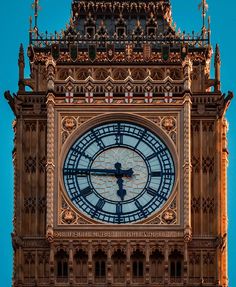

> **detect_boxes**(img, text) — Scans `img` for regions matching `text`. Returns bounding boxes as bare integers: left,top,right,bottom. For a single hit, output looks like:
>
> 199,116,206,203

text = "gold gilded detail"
161,116,176,132
62,209,76,224
62,116,77,132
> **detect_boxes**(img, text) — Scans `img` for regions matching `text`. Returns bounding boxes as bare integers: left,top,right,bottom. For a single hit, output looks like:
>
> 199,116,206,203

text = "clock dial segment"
63,122,175,224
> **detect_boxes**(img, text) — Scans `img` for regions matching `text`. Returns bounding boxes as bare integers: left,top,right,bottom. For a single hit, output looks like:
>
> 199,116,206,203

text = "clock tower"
6,0,232,286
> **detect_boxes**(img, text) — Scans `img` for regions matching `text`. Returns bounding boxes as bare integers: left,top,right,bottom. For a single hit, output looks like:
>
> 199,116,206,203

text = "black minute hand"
63,167,133,177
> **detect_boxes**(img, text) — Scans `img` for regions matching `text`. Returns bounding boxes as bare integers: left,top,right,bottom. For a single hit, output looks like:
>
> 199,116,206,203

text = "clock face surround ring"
62,120,176,224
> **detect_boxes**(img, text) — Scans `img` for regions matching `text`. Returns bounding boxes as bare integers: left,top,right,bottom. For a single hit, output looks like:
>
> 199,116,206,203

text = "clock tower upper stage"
6,0,233,286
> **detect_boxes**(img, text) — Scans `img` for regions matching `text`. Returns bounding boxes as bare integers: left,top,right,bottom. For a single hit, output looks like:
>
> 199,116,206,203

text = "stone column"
107,241,112,285
49,245,55,285
164,240,169,285
69,241,74,284
88,241,93,285
45,58,56,243
126,240,131,285
184,242,188,284
145,240,150,285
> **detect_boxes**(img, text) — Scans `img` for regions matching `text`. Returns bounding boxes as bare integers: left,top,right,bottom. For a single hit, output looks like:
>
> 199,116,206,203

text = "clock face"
63,122,175,224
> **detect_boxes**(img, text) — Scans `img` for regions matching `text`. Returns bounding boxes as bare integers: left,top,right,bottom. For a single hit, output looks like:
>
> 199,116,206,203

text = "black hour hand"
116,178,126,201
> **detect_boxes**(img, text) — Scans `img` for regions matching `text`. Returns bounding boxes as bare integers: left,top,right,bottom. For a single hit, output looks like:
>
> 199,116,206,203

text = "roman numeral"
71,192,80,201
115,123,123,145
96,199,105,210
147,187,157,197
91,129,105,149
158,193,168,201
80,186,93,197
134,130,146,149
151,171,175,177
151,171,162,177
146,148,167,161
71,148,92,160
135,200,143,210
116,203,122,214
135,200,147,218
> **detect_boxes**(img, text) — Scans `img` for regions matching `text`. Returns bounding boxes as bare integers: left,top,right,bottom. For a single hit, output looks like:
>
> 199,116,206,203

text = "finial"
29,16,33,43
198,0,208,37
18,44,25,92
32,0,41,33
29,16,32,31
19,44,24,60
214,44,221,92
207,16,211,44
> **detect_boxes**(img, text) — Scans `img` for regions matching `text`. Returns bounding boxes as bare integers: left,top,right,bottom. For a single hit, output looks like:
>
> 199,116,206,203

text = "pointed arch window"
150,250,164,283
55,249,69,282
146,13,157,37
74,249,88,283
131,249,145,283
93,249,107,282
169,249,183,280
84,14,96,38
112,249,126,283
115,14,127,38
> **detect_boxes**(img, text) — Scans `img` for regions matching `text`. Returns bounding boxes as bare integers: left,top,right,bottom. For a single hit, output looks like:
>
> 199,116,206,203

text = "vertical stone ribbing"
45,57,56,242
221,119,229,287
46,93,55,242
182,57,193,242
183,93,192,239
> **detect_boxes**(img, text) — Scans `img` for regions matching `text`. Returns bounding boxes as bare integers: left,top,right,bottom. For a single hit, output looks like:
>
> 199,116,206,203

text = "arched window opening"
169,249,183,281
131,249,145,283
150,250,164,283
115,14,127,38
133,261,143,277
112,249,126,283
146,13,157,37
74,249,88,283
84,14,96,38
55,249,69,282
93,249,107,283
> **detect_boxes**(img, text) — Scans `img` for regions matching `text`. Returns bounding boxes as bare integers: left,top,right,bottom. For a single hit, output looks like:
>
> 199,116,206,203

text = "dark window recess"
117,27,126,37
177,261,182,277
95,261,106,277
86,27,95,37
57,260,68,277
55,250,69,278
170,260,182,277
170,262,175,277
133,261,143,277
169,250,183,278
147,27,156,36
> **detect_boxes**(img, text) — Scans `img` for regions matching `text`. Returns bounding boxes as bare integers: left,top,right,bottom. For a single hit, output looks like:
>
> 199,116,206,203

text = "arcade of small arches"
51,244,184,284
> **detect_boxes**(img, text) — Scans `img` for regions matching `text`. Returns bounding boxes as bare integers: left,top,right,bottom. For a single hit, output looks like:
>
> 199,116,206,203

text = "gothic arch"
131,249,145,283
150,249,165,283
93,249,107,283
55,249,69,281
112,249,126,283
169,249,183,281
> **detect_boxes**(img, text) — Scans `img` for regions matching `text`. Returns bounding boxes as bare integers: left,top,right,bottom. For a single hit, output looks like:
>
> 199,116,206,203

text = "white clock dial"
90,147,148,201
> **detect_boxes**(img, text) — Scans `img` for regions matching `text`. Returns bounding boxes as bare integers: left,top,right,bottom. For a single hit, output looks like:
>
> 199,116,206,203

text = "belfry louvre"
5,0,232,286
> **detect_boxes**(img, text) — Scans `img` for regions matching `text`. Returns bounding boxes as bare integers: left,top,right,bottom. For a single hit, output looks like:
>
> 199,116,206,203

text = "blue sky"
0,0,235,285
